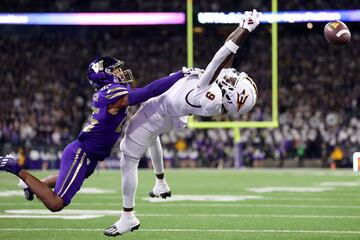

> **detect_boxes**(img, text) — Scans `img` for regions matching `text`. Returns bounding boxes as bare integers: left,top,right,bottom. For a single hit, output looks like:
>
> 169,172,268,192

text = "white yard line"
265,196,360,201
1,228,360,234
138,214,360,219
3,210,360,219
3,195,360,202
136,203,360,209
1,202,360,209
0,214,102,219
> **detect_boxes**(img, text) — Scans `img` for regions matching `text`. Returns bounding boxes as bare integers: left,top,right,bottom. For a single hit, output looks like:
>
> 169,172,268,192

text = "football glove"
239,9,261,32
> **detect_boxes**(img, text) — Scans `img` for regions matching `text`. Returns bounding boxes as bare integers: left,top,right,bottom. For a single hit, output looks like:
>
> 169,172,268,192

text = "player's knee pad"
120,137,147,159
119,139,126,153
120,152,140,170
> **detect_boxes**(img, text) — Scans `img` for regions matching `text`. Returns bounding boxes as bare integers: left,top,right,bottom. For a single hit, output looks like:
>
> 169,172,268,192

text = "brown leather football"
324,21,351,46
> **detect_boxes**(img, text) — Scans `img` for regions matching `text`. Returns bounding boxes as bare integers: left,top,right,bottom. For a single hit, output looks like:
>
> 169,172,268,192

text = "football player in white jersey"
104,9,261,237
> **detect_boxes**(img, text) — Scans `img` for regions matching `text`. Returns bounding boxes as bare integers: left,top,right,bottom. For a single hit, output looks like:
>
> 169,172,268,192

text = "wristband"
225,40,239,53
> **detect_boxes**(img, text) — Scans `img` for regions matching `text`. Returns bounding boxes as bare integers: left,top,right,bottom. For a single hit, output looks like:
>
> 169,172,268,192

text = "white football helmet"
216,68,258,114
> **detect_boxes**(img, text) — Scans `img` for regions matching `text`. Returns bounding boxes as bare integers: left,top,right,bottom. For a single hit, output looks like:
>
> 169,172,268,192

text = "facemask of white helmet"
216,68,258,114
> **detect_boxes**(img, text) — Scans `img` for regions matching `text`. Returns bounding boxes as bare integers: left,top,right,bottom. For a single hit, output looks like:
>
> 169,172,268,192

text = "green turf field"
0,169,360,240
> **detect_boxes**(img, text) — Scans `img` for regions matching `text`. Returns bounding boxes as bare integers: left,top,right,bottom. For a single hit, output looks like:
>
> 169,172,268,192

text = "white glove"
181,67,204,77
239,9,261,32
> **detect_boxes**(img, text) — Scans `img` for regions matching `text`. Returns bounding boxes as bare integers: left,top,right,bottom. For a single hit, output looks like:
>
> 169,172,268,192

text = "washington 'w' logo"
236,90,249,111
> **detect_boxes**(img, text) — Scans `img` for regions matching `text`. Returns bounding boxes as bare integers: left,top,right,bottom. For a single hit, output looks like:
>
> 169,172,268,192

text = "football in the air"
324,21,351,45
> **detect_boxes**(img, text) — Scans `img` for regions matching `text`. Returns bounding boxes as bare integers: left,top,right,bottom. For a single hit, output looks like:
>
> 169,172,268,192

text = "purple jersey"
77,83,129,161
50,71,184,206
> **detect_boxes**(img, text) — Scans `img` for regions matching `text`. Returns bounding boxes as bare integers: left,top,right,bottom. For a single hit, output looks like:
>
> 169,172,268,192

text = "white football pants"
120,103,172,208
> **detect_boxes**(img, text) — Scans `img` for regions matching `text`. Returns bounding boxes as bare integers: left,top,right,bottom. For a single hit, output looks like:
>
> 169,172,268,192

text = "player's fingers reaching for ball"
244,11,252,16
240,9,261,32
252,9,258,15
249,9,261,20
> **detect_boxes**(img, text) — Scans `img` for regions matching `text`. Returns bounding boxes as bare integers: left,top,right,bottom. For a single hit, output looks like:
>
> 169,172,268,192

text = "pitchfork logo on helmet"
216,68,258,114
236,89,249,111
87,56,133,90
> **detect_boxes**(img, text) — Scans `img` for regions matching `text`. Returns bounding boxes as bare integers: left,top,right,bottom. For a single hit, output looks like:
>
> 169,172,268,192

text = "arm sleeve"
197,40,239,90
127,71,184,106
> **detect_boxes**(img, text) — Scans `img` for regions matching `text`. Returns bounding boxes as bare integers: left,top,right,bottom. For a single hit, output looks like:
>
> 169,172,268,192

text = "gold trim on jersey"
82,118,99,132
57,148,81,195
107,87,127,94
92,107,100,114
106,91,128,100
60,152,86,198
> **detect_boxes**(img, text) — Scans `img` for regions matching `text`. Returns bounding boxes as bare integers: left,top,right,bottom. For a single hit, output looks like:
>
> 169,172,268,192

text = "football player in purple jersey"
0,56,188,213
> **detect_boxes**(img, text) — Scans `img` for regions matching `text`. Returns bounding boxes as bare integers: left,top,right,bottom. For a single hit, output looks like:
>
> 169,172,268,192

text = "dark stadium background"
0,0,359,170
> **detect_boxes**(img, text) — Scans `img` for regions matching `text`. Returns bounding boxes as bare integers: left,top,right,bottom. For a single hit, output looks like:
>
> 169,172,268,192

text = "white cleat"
103,211,140,237
149,179,171,199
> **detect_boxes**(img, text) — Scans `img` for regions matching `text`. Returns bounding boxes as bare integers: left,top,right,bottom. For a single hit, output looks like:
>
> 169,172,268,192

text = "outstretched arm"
127,71,184,106
108,71,184,111
197,10,261,89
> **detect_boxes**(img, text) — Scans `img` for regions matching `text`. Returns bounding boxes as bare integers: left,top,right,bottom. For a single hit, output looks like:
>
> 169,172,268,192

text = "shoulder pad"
104,83,128,101
94,83,128,106
92,83,128,107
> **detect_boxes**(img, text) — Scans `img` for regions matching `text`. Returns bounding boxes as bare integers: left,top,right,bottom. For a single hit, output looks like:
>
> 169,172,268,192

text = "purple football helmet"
87,56,133,90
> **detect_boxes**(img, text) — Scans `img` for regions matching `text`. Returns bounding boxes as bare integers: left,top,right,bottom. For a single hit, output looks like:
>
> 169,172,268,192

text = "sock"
122,211,134,218
120,153,140,209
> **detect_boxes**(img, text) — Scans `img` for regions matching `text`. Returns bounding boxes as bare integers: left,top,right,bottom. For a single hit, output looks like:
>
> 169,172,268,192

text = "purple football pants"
54,140,97,206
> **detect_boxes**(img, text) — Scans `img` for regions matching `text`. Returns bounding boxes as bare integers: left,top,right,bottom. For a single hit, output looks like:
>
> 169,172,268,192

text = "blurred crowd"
0,1,359,169
3,0,360,13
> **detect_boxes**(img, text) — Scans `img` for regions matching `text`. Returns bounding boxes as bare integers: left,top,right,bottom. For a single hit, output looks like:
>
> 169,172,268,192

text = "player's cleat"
148,179,171,199
0,155,22,175
18,179,34,201
103,211,140,237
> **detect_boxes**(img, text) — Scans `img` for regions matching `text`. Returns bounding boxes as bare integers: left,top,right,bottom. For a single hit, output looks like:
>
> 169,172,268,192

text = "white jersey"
121,40,239,157
148,75,223,118
141,41,238,129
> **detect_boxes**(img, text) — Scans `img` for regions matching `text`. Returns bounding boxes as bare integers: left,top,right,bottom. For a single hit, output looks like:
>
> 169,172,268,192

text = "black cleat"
24,188,34,201
149,180,171,199
149,191,171,199
131,224,140,232
148,191,156,198
103,224,140,237
104,225,120,237
160,191,171,199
